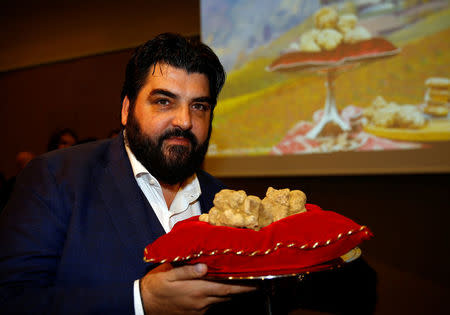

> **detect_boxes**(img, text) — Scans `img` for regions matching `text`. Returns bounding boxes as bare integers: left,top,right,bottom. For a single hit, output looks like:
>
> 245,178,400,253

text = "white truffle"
363,97,426,129
316,29,343,51
200,188,307,230
337,14,358,33
314,7,339,29
343,25,372,44
299,29,321,52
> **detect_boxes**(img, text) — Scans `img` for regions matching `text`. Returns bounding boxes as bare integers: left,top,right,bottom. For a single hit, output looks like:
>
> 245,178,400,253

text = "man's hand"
140,263,256,314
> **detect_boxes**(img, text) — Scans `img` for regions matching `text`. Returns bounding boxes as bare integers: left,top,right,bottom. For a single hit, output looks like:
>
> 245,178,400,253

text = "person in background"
0,151,35,211
0,33,256,315
77,137,98,144
15,151,36,171
47,128,78,151
108,128,122,138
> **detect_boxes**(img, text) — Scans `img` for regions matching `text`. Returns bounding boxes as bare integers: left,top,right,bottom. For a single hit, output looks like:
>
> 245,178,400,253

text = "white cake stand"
267,39,400,139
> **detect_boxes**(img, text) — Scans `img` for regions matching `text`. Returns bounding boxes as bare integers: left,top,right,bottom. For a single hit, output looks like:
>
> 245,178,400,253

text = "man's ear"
121,96,130,126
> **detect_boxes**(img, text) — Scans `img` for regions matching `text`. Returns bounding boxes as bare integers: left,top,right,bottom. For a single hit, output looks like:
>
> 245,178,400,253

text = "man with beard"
0,33,255,315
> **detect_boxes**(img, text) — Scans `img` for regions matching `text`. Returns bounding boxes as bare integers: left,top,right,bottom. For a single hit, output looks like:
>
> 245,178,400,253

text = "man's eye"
192,103,210,111
156,99,170,106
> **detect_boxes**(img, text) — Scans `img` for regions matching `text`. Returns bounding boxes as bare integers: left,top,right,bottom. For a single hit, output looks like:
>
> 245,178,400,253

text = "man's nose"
172,105,193,130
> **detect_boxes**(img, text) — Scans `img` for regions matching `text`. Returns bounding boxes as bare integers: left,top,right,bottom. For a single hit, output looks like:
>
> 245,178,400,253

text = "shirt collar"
125,142,149,178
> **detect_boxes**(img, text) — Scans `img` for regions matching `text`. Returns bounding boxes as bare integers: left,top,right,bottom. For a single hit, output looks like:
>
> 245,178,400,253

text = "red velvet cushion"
144,204,373,276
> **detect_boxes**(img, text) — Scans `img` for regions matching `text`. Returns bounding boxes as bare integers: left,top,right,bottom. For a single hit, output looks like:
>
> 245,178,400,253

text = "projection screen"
200,0,450,176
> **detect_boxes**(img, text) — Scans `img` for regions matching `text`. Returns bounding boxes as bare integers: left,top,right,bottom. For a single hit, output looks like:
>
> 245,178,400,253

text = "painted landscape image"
201,0,450,156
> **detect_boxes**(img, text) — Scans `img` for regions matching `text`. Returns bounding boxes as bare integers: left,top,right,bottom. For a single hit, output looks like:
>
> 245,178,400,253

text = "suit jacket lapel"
95,136,225,263
96,134,165,262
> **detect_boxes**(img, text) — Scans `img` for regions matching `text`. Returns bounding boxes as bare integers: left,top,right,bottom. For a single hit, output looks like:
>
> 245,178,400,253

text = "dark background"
221,174,450,314
1,1,449,314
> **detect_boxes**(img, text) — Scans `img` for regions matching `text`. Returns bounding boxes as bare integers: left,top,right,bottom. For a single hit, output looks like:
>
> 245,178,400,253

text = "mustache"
159,128,198,147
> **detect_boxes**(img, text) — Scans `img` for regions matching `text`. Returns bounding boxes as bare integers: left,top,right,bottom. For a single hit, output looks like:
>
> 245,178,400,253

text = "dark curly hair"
120,33,226,110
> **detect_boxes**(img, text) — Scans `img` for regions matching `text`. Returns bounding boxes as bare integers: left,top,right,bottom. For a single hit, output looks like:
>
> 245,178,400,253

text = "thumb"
167,263,208,281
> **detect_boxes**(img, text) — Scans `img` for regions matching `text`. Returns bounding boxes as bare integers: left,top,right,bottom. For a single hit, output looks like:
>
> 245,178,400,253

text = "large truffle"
199,189,261,230
200,187,307,230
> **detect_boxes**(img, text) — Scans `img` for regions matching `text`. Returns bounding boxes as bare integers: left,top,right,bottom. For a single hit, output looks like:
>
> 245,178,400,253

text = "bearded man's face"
121,63,213,185
125,109,211,185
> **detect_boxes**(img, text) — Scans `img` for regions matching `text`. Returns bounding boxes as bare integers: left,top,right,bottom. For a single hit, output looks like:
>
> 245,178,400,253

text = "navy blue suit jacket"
0,134,225,314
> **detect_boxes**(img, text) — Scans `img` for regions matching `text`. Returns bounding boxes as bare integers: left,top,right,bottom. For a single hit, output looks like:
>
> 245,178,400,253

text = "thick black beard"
125,110,210,185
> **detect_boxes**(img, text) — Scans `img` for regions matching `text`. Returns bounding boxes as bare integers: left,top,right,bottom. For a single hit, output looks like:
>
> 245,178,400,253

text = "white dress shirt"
124,143,202,314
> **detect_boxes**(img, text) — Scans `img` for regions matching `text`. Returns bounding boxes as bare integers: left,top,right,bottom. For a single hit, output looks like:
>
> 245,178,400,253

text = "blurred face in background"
15,151,35,172
58,132,77,149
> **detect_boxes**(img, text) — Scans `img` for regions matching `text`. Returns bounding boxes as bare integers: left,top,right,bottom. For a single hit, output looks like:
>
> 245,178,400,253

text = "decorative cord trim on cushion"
143,225,369,263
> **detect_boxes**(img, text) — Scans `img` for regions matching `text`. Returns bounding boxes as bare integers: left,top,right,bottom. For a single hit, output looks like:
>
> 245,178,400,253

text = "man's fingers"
206,282,257,297
204,296,232,305
167,263,208,281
